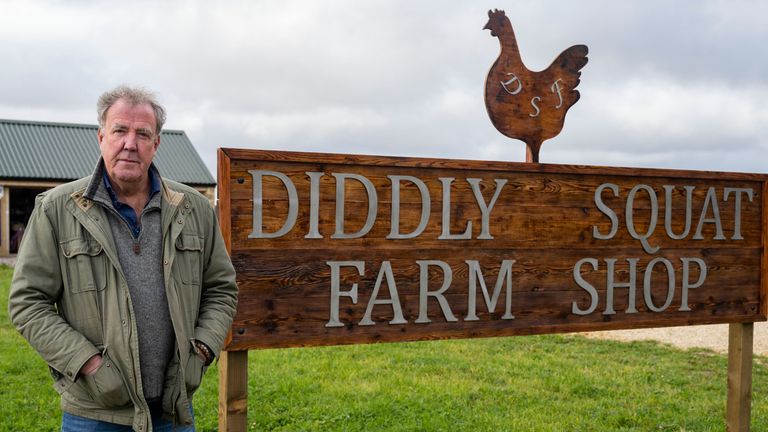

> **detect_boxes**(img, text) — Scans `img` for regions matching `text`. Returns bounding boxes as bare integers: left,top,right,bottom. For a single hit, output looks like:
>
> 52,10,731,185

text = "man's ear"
154,134,161,151
97,128,103,144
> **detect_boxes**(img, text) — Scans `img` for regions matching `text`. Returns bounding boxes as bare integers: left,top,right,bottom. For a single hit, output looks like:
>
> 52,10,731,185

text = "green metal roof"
0,119,215,186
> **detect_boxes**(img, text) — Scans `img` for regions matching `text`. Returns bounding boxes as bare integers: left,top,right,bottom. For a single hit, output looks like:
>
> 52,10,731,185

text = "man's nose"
123,132,138,150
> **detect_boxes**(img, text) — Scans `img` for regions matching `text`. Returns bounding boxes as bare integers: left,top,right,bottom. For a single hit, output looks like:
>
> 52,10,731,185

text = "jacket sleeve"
8,197,100,381
193,204,238,356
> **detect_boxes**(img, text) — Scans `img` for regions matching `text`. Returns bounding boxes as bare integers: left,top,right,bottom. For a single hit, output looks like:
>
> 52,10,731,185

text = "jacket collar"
75,158,187,242
81,158,179,211
102,164,161,207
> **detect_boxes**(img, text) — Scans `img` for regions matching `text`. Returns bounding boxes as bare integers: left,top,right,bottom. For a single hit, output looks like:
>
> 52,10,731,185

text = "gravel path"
581,322,768,355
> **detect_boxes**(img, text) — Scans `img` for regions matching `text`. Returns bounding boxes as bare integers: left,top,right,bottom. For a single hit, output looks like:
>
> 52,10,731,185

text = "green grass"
2,263,767,431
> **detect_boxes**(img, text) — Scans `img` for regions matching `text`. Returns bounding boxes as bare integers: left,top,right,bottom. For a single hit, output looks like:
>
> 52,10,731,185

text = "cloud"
587,76,768,148
0,0,765,177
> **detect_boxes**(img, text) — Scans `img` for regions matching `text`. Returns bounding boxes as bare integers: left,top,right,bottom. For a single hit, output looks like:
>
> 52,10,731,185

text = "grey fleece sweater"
85,166,175,401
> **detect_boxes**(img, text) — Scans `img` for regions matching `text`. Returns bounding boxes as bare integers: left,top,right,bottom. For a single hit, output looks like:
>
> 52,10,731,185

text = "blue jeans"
61,407,195,432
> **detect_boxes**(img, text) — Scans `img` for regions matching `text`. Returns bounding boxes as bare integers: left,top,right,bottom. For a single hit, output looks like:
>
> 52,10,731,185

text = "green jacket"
9,173,238,431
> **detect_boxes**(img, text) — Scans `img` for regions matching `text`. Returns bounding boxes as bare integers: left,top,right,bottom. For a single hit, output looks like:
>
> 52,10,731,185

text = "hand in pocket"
82,352,131,408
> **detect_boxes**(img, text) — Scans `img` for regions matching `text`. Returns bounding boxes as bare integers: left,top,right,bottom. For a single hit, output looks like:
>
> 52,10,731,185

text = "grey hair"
97,85,167,134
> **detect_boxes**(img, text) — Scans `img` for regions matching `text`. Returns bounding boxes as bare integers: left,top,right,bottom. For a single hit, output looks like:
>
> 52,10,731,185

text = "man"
9,86,238,431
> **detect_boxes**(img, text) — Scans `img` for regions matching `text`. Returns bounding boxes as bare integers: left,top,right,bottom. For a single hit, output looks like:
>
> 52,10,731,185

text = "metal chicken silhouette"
484,9,588,163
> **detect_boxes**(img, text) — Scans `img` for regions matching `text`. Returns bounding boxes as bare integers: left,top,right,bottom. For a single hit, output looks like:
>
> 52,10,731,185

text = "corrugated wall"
0,119,215,185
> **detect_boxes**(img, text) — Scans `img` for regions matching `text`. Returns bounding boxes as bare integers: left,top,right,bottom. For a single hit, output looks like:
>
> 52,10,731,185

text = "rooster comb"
488,9,507,18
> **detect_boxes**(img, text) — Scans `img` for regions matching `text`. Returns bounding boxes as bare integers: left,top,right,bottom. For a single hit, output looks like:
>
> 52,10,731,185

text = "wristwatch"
193,339,214,365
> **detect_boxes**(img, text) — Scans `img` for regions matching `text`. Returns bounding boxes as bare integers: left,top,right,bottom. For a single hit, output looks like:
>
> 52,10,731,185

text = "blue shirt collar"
102,166,161,203
102,165,161,238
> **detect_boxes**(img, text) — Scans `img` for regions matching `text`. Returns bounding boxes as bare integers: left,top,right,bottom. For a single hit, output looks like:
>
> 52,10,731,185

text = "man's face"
97,99,160,190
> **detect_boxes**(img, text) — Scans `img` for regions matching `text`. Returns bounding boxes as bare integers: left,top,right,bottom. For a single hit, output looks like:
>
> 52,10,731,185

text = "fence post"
726,322,753,432
219,350,249,432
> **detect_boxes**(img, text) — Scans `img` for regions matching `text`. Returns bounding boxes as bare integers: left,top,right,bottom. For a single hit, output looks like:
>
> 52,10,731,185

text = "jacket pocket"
184,348,207,394
50,366,75,395
80,351,131,409
175,234,203,285
60,237,106,293
60,237,108,345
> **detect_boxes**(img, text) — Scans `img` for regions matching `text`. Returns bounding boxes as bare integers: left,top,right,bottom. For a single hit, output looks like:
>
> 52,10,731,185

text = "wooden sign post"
728,322,755,432
217,148,767,431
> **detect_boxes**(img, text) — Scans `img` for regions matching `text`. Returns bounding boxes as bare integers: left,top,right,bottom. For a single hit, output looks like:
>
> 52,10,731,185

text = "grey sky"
0,0,766,176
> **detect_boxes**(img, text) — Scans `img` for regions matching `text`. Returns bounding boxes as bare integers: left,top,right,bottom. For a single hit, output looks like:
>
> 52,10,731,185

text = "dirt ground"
581,322,768,356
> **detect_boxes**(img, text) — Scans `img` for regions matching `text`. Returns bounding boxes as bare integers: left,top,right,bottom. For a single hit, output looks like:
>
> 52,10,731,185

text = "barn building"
0,119,216,257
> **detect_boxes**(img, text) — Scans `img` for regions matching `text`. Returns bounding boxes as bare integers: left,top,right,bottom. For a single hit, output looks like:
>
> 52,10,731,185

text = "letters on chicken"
483,9,588,163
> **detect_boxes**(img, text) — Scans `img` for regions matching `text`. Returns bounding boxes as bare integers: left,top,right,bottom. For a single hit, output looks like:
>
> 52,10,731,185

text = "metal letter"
305,172,324,239
500,72,522,95
593,183,620,240
467,178,507,240
626,184,660,254
415,260,457,323
663,185,694,240
465,260,516,321
693,187,725,240
643,257,675,312
529,96,541,117
679,257,707,312
724,187,754,240
387,175,431,240
551,78,564,109
325,261,364,328
572,258,599,315
604,258,639,315
248,170,298,239
331,173,378,239
438,177,473,240
359,261,408,326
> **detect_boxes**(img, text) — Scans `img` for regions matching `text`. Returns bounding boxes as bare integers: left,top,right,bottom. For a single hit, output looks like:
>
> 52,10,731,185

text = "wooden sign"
218,148,767,351
484,9,588,163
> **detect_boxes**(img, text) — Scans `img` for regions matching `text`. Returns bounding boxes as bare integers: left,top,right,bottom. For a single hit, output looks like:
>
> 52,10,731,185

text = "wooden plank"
218,149,235,350
218,149,233,254
727,323,754,432
225,162,763,252
220,149,768,351
762,181,767,317
219,148,768,182
0,180,61,188
217,150,248,432
0,187,8,256
218,350,248,432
